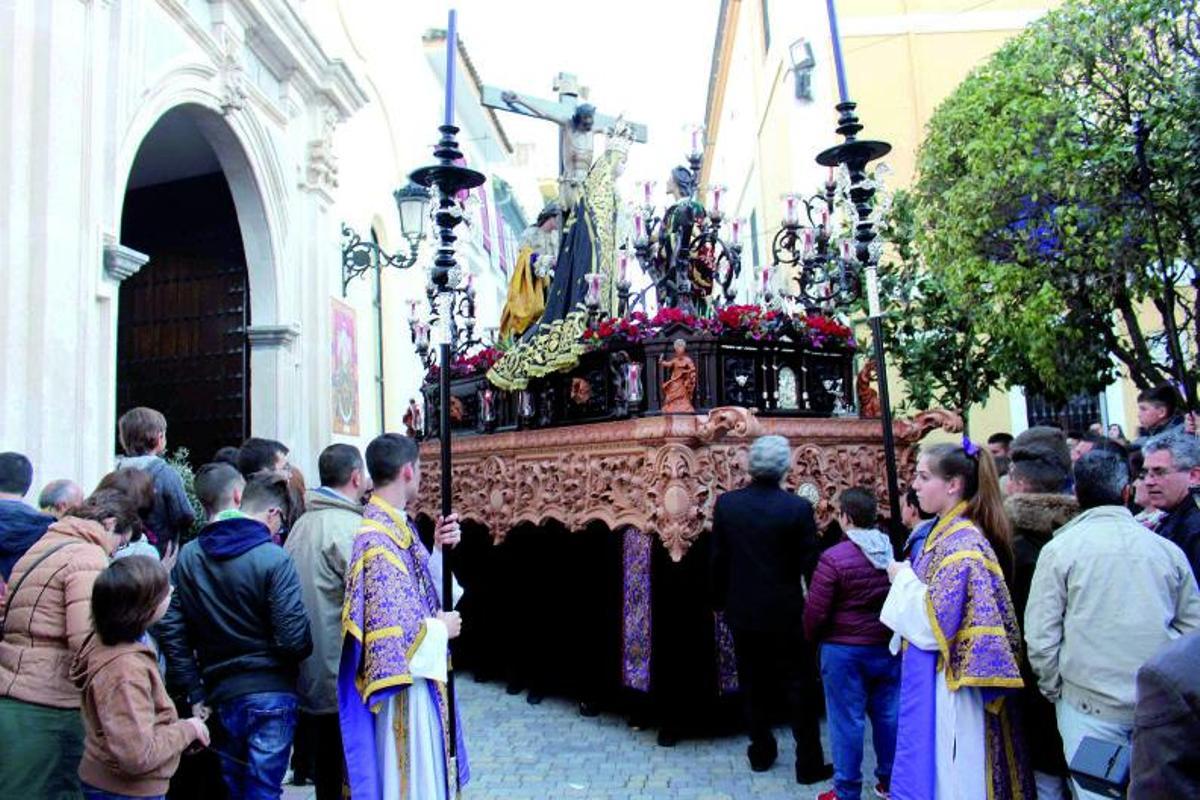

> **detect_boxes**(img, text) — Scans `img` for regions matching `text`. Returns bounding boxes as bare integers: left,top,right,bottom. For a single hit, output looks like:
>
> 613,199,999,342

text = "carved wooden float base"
416,407,961,561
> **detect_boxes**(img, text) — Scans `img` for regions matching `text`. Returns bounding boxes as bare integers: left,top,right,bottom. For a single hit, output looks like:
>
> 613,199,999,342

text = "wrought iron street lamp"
340,180,433,296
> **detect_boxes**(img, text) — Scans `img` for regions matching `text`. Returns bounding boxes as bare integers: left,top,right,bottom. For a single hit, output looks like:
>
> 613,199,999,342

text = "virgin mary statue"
487,122,633,391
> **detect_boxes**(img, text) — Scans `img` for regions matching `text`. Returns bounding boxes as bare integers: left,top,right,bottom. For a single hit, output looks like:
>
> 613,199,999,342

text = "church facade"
1,0,528,490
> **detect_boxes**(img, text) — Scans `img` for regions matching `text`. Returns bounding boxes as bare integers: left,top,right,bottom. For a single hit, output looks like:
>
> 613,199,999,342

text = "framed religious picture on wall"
331,298,359,435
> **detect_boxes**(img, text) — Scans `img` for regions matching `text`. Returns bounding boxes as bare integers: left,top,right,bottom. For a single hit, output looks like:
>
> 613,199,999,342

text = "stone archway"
114,103,282,464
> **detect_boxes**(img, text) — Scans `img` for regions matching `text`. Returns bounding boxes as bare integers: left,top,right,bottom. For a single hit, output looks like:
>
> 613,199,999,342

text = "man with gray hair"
710,435,831,783
1143,430,1200,580
1025,449,1200,800
36,479,83,518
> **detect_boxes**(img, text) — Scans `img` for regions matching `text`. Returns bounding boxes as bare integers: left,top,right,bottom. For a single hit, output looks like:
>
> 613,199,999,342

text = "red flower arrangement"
583,304,855,350
424,346,504,383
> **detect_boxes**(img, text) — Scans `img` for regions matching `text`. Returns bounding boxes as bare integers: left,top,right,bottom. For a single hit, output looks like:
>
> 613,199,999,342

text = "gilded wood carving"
416,406,961,560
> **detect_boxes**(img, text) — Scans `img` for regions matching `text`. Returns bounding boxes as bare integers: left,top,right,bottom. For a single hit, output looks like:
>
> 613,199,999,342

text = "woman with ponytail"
880,438,1033,799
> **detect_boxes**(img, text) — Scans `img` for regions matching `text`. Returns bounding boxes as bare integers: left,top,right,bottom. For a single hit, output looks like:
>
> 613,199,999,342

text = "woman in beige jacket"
0,489,139,798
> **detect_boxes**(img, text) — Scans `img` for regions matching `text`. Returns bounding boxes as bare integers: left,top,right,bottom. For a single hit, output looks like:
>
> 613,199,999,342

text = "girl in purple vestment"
881,441,1033,800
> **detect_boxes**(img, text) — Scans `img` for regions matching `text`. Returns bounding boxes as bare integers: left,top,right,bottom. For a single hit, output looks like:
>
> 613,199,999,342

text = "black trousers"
731,626,825,771
298,711,345,800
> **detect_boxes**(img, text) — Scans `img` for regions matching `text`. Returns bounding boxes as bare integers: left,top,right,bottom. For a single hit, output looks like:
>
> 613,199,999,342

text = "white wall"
0,0,365,489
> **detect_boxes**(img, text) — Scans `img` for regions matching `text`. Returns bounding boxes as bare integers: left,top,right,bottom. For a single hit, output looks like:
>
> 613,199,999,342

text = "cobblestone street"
286,675,880,799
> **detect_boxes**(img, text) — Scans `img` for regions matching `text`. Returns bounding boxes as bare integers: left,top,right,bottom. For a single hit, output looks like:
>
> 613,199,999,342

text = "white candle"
712,185,723,214
634,212,644,239
784,195,799,227
627,363,643,403
619,252,628,282
730,218,742,246
802,228,815,256
585,272,603,306
841,239,854,261
443,10,457,126
866,264,882,318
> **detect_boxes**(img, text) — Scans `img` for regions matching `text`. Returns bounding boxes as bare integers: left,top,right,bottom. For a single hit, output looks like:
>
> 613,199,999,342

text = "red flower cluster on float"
424,346,505,382
583,304,855,349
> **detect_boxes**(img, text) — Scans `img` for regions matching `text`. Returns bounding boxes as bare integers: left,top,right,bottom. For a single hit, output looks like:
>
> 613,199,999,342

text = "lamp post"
407,11,484,796
340,182,432,428
340,181,432,296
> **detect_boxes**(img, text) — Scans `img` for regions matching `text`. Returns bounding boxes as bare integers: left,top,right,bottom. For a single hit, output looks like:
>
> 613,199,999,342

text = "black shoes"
747,742,778,772
796,762,835,785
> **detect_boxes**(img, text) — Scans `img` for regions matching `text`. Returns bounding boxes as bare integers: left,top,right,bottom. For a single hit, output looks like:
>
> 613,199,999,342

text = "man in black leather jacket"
158,470,312,797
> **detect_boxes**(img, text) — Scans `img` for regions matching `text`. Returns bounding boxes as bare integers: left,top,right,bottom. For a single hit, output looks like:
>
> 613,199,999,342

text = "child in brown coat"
71,556,209,799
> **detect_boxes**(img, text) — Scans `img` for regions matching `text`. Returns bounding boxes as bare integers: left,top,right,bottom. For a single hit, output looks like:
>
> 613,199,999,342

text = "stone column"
247,323,301,446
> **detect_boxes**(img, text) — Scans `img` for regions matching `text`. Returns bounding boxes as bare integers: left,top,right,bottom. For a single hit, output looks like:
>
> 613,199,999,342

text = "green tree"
869,189,1006,428
912,0,1200,404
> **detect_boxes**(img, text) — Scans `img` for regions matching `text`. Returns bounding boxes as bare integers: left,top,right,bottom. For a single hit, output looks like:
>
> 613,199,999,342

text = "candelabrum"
812,98,899,523
403,126,486,374
770,166,887,314
407,272,482,373
629,149,743,316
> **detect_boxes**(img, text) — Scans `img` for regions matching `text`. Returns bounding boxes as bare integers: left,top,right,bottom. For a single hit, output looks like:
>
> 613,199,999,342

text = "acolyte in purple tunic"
337,496,469,798
891,504,1032,800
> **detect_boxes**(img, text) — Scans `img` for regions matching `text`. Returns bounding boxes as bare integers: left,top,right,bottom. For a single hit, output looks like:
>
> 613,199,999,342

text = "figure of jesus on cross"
482,72,648,214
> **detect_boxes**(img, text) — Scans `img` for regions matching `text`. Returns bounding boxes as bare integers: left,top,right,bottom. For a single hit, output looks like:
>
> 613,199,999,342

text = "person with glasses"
1025,448,1200,800
1142,431,1200,581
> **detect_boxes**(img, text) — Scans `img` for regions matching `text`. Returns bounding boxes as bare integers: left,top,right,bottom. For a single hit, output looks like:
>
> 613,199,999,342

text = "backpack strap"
0,541,78,638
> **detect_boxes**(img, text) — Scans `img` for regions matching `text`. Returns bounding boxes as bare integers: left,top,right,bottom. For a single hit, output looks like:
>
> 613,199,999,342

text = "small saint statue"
402,397,423,438
660,338,697,414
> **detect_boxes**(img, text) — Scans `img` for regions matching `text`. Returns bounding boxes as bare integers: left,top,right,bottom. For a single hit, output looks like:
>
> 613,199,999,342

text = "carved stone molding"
216,25,247,115
302,103,339,197
246,323,301,348
102,243,149,282
696,406,762,443
416,407,962,560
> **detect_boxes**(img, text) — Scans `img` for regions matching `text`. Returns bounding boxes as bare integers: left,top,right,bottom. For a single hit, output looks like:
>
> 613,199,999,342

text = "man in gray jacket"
284,444,368,799
1025,449,1200,800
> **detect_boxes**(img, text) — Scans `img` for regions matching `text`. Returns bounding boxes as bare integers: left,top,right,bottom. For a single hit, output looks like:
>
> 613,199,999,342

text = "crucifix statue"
482,72,648,212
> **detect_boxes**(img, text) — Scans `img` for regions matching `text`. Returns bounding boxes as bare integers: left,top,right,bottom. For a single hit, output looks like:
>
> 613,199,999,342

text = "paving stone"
283,677,882,799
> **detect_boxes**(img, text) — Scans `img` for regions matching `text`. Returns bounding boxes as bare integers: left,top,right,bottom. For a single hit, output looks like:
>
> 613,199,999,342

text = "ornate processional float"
401,7,960,726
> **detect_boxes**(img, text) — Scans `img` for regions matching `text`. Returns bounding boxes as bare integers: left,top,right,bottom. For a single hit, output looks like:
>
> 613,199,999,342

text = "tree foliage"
907,0,1200,404
869,189,1003,426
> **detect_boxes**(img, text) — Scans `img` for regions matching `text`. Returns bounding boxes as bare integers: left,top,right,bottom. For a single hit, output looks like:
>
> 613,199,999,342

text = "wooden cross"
481,72,648,143
482,72,648,199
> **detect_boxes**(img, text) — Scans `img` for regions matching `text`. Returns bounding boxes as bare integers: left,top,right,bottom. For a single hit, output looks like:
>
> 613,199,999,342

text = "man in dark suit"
711,435,831,784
